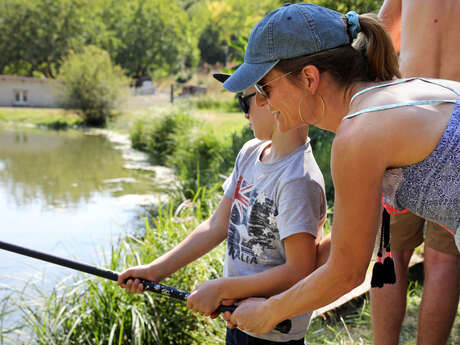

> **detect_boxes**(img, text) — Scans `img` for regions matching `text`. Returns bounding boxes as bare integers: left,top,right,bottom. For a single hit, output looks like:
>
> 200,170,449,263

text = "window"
13,90,28,105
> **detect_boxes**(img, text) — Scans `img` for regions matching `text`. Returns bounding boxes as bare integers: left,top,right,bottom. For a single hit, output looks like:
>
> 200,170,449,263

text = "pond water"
0,126,174,299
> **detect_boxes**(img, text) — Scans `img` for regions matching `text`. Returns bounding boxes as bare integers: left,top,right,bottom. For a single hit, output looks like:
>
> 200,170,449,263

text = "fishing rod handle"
137,279,292,334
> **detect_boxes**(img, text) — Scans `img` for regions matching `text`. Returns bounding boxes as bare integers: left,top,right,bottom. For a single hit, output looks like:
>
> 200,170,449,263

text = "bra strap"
344,99,457,120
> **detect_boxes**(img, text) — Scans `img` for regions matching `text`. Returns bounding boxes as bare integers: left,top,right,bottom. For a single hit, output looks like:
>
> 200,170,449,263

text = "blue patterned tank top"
344,78,460,250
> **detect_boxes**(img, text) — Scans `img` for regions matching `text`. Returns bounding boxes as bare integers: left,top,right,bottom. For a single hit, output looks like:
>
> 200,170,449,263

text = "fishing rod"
0,240,291,333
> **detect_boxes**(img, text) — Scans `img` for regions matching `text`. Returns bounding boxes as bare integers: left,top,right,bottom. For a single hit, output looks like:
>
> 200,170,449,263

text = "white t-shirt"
223,138,326,342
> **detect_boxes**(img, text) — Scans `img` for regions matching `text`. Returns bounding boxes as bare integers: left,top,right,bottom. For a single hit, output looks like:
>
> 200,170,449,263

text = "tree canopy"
0,0,383,79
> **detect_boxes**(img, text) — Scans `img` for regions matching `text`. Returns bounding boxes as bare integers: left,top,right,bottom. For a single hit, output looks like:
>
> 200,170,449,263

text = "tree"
279,0,383,13
99,0,199,79
58,46,130,127
0,0,102,78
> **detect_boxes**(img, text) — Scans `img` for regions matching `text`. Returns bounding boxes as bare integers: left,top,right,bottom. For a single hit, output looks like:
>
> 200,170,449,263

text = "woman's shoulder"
333,116,390,175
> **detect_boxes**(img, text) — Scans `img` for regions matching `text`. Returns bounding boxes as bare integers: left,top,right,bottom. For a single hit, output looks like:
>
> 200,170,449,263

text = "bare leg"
417,247,460,345
371,249,414,345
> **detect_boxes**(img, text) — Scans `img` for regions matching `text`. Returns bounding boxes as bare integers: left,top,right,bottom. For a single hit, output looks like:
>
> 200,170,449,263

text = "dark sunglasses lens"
238,95,249,113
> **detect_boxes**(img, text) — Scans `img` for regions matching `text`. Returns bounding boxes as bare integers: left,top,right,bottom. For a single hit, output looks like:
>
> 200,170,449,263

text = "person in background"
118,73,326,345
371,1,460,344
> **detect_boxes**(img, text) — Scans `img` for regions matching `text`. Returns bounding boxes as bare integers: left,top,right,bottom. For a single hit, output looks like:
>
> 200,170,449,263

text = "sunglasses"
237,92,256,114
255,71,294,98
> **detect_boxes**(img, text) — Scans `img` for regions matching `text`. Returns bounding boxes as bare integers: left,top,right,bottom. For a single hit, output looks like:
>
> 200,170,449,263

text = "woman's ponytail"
354,14,401,81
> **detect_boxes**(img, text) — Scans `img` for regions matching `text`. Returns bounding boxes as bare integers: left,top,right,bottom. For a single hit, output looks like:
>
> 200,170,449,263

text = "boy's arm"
316,233,331,268
187,232,317,315
118,196,232,292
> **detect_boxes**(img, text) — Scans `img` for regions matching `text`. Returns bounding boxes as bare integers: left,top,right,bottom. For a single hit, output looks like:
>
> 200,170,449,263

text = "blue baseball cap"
223,3,356,92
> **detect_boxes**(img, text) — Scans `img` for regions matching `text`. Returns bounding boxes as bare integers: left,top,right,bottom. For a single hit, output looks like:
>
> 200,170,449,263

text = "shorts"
390,212,459,255
226,328,304,345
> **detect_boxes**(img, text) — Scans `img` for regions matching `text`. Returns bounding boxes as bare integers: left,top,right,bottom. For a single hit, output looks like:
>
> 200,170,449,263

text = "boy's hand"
187,279,224,316
220,299,238,327
117,264,159,294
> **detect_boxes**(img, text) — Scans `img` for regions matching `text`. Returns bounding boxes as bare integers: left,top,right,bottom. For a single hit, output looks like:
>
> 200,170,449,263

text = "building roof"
0,74,58,83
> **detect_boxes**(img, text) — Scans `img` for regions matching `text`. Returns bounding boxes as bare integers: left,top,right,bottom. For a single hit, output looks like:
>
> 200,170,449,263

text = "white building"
0,75,62,108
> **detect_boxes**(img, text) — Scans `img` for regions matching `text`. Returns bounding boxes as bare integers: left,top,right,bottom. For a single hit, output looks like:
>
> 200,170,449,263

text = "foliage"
309,127,335,204
0,0,198,80
281,0,383,13
58,46,130,127
99,0,198,79
0,0,101,78
130,109,198,165
0,0,384,79
130,108,254,199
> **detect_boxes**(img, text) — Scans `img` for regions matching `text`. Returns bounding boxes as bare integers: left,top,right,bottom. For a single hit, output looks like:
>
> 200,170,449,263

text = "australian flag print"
228,176,280,265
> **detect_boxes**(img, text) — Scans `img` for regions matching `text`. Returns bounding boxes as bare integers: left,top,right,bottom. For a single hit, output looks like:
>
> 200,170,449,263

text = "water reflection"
0,128,156,209
0,126,169,307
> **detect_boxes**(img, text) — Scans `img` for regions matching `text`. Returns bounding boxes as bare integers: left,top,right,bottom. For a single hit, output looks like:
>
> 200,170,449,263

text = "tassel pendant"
371,254,385,288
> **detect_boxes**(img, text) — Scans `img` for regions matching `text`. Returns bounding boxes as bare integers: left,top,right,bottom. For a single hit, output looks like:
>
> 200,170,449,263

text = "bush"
58,46,130,127
309,126,334,204
167,127,227,196
131,109,254,198
130,109,198,165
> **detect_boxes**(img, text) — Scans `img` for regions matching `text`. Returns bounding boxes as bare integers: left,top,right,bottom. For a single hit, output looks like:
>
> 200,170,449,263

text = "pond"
0,126,174,297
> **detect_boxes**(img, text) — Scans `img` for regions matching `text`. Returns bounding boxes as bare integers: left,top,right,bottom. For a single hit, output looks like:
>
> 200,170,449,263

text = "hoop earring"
298,93,307,124
311,95,325,126
299,94,325,125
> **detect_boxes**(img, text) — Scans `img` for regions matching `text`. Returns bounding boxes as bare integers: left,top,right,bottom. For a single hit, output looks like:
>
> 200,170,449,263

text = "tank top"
344,78,459,246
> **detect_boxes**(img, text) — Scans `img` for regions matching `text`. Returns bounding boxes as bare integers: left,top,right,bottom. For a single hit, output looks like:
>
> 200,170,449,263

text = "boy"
118,74,326,344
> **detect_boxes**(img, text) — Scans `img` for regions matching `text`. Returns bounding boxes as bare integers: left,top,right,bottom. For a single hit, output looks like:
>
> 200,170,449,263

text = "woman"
220,3,460,334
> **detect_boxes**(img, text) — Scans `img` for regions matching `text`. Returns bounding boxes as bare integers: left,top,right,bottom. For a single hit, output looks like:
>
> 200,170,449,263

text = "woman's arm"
118,196,232,292
228,126,387,334
187,231,317,315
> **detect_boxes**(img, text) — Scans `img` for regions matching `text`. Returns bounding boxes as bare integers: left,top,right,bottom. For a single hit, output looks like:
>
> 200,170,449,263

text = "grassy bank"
0,107,82,129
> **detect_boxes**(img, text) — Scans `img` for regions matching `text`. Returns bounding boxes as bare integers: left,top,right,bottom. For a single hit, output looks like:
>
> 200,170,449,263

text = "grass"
0,107,82,129
193,110,247,136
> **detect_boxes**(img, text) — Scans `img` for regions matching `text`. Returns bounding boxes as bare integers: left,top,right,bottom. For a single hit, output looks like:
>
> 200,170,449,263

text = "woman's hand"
187,279,223,316
229,297,278,334
117,264,160,294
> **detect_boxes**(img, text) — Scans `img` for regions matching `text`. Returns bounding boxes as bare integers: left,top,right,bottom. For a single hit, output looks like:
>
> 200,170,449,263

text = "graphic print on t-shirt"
228,176,279,265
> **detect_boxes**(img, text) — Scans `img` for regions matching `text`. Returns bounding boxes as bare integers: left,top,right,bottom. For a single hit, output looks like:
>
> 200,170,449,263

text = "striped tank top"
344,78,460,251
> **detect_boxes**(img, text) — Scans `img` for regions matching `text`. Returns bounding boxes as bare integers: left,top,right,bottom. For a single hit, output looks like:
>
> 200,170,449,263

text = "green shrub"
167,127,227,196
130,109,198,165
309,126,334,205
58,46,130,127
130,111,253,200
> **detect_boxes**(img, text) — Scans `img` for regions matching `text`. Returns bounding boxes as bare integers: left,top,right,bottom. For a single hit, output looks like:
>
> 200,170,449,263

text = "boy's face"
244,86,275,140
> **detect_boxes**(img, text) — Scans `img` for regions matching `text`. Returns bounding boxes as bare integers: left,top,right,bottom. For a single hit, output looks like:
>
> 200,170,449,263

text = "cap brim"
212,73,230,83
222,60,279,92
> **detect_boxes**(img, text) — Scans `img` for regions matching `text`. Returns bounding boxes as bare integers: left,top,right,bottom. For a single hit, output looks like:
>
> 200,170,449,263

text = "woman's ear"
300,65,321,94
